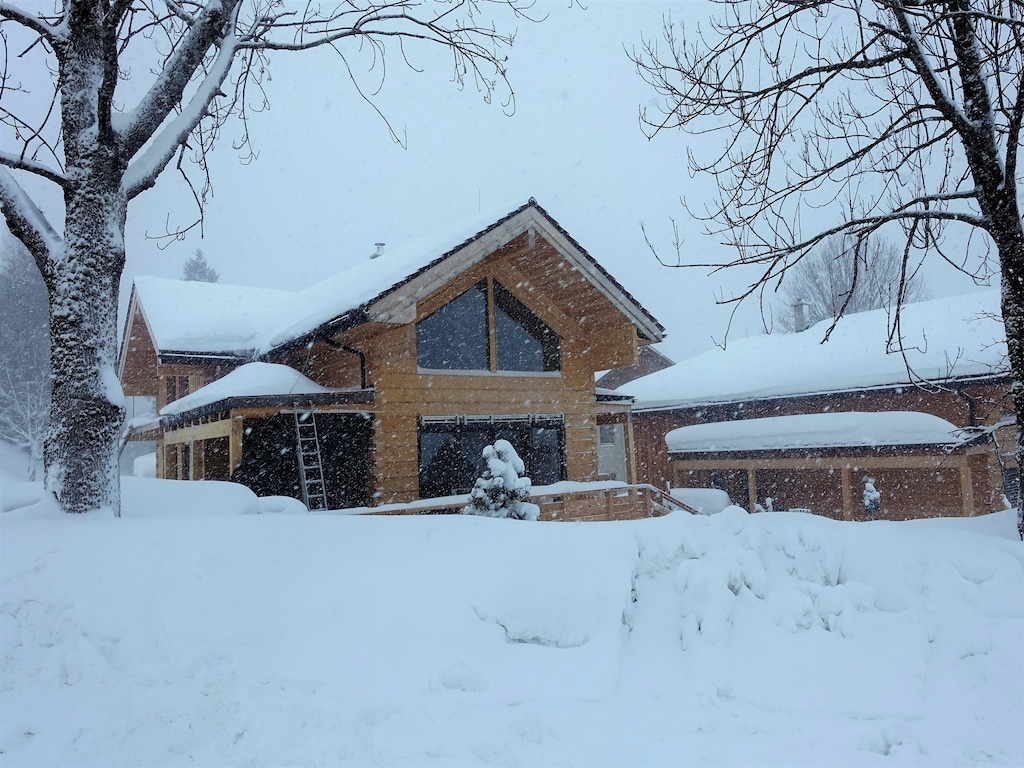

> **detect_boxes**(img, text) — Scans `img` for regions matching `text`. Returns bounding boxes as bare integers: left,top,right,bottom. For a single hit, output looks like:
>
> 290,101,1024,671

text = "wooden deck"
366,484,698,521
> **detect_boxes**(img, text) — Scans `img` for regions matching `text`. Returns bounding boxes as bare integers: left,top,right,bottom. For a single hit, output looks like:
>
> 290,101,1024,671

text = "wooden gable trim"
365,201,665,341
117,287,145,380
412,256,578,342
229,199,664,359
118,288,162,388
526,211,664,343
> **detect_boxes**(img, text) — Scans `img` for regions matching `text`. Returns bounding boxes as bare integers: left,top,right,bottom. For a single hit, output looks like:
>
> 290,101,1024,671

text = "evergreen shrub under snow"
465,439,540,521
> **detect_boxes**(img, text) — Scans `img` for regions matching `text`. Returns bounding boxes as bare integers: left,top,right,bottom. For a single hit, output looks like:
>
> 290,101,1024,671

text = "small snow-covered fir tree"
464,439,539,521
863,479,881,518
182,249,220,283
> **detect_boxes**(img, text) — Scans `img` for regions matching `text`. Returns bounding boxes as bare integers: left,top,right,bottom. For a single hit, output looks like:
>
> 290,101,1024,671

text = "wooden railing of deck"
368,484,699,521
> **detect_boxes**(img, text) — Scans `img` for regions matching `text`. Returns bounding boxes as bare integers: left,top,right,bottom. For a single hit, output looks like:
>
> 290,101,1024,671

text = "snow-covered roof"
160,363,343,416
624,290,1006,410
128,199,664,361
132,277,296,356
666,411,964,454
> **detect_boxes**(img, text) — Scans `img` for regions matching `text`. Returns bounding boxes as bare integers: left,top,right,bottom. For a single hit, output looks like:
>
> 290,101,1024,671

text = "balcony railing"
363,484,698,521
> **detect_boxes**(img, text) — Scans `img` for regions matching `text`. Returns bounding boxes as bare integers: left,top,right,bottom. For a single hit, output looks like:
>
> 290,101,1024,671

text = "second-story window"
416,278,560,373
165,375,192,404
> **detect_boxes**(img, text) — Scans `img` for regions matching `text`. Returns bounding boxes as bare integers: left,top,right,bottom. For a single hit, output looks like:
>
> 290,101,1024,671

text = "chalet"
621,291,1015,519
119,199,665,510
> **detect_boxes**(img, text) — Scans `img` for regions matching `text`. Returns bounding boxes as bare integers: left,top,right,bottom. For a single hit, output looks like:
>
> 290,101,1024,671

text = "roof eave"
160,389,375,427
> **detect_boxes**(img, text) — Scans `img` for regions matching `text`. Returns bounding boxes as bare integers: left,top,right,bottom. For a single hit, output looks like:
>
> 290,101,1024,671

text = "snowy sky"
11,0,993,364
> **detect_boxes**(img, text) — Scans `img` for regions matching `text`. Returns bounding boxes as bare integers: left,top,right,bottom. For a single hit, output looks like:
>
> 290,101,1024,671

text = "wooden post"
229,416,244,475
960,464,975,516
625,420,638,485
841,467,854,520
747,468,757,513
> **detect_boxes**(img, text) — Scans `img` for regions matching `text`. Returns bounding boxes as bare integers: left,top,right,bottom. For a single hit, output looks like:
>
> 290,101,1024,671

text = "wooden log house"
118,199,665,509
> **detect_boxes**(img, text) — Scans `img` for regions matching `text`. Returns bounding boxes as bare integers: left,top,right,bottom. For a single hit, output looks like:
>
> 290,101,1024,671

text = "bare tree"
777,236,929,332
0,372,48,480
632,0,1023,535
0,231,49,479
0,0,534,515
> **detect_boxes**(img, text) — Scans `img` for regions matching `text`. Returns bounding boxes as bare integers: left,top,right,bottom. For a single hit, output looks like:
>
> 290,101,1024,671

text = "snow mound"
1,498,1021,765
121,477,259,517
670,487,733,515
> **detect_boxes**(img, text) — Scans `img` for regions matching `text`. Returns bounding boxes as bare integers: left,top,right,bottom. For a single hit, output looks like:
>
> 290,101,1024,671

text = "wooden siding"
332,237,640,504
634,381,1015,516
120,304,159,396
279,340,363,389
669,443,1000,519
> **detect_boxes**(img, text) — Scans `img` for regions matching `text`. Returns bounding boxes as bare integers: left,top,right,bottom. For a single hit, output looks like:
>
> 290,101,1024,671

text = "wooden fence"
367,484,698,521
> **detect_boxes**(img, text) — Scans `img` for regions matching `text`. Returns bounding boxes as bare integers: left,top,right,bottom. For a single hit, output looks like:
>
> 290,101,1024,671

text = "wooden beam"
960,464,975,516
747,469,757,513
841,467,854,520
229,417,244,475
162,418,234,444
671,454,970,472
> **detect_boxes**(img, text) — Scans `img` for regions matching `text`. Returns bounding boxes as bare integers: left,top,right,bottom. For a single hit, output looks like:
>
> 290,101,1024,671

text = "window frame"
415,277,561,375
417,414,567,498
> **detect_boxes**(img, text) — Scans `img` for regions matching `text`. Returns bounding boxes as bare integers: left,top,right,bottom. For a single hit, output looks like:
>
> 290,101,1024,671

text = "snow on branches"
465,439,540,521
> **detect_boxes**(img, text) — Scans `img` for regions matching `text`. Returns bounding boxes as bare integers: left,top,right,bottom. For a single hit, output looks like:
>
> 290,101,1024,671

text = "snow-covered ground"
2,451,1022,766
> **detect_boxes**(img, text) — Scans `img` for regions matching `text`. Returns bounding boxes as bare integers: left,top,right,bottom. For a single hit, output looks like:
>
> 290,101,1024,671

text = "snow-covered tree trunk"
42,7,128,514
997,231,1024,539
45,190,127,514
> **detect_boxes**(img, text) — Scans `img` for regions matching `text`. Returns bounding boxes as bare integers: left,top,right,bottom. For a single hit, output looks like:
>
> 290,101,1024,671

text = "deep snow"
1,459,1022,766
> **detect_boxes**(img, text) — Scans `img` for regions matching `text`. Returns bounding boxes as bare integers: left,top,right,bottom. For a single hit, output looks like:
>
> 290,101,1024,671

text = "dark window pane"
528,426,564,485
416,282,489,370
493,282,560,372
419,429,459,499
418,417,565,499
458,427,493,494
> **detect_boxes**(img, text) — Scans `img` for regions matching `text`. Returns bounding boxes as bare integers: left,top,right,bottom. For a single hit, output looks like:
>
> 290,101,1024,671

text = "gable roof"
623,290,1007,410
122,199,664,367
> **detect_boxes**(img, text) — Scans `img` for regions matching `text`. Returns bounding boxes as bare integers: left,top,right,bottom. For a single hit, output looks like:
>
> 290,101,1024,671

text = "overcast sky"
13,0,992,364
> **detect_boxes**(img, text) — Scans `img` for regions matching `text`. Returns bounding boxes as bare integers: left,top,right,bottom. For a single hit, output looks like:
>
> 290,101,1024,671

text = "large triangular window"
416,279,560,373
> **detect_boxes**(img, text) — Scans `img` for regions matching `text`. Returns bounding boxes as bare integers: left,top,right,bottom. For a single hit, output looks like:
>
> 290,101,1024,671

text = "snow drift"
1,477,1021,766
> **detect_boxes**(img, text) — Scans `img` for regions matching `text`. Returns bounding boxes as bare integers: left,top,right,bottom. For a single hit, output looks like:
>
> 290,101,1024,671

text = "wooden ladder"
294,412,329,511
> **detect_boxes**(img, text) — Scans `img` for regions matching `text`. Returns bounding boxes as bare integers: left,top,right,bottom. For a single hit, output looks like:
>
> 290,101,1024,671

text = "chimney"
793,299,809,332
371,242,385,259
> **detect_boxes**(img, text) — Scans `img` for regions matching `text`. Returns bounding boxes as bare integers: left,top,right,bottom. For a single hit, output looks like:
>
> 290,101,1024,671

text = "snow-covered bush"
863,479,881,518
464,439,539,521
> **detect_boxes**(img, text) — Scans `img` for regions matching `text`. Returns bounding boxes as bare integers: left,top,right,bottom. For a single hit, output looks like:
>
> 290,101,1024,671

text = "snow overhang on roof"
125,200,665,362
159,362,354,418
261,198,665,357
666,411,967,454
624,290,1007,410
